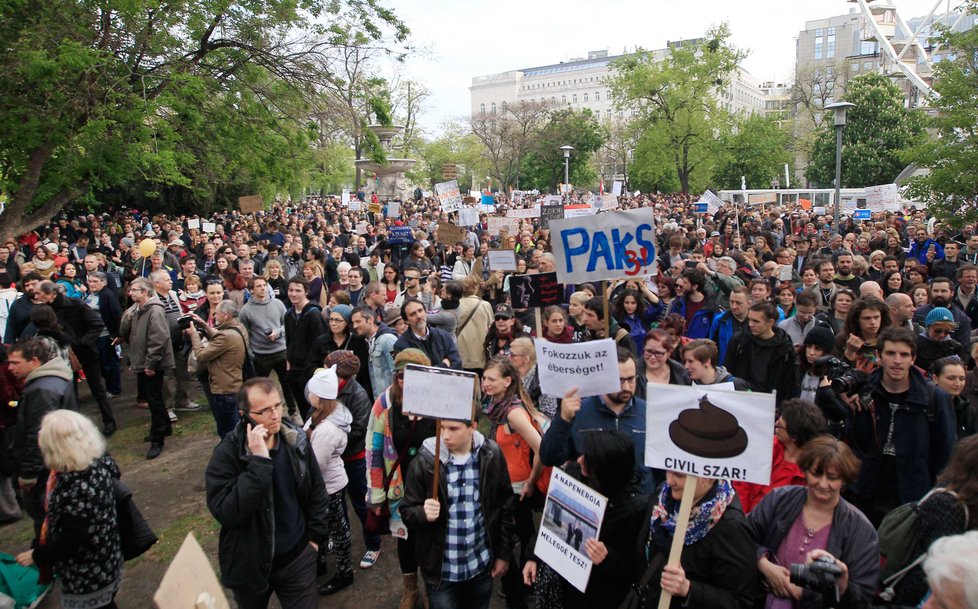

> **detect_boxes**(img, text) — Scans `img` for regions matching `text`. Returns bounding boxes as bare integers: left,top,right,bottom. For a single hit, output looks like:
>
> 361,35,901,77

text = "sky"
386,0,950,135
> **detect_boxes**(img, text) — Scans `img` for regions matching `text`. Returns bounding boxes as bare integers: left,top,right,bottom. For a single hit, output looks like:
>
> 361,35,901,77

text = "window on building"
595,91,601,101
827,27,836,58
814,27,824,60
572,94,577,103
491,102,496,114
617,110,623,118
583,93,588,102
501,101,507,112
551,96,556,104
562,95,567,104
480,103,486,114
595,110,600,119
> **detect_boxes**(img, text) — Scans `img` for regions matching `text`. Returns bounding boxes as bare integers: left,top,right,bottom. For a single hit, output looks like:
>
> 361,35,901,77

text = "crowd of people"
1,189,978,609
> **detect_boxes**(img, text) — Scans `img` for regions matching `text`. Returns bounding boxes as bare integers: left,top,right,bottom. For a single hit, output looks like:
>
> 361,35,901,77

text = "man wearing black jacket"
3,272,40,344
725,301,798,408
392,299,462,370
84,271,123,396
205,378,329,609
283,277,324,419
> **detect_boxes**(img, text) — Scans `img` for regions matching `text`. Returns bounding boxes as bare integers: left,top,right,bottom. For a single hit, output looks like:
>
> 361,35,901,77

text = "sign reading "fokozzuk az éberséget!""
549,207,657,284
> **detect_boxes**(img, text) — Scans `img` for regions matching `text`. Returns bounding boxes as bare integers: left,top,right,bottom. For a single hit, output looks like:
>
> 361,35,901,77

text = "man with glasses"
539,348,654,492
914,277,973,354
393,269,425,309
915,307,966,372
205,377,329,609
778,291,818,347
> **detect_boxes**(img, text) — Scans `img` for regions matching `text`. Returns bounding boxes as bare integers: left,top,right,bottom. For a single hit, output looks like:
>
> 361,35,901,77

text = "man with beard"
3,272,41,343
539,349,654,493
913,277,972,352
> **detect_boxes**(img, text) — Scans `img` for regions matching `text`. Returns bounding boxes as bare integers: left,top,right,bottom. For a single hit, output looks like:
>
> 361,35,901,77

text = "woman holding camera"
748,436,879,609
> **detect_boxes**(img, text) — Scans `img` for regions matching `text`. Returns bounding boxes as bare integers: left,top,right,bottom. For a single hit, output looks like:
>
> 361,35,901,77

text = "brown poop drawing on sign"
668,395,748,458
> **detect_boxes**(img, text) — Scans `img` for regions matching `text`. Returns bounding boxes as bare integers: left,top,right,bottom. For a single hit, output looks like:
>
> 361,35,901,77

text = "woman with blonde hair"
16,410,123,609
510,336,558,420
262,259,289,305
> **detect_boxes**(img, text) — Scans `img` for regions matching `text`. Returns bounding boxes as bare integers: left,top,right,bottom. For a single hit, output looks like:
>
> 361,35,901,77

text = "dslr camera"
812,355,868,395
790,556,842,605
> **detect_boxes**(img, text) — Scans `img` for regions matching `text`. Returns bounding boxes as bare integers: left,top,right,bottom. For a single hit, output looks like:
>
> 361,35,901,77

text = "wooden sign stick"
431,419,442,500
657,475,699,609
535,307,543,339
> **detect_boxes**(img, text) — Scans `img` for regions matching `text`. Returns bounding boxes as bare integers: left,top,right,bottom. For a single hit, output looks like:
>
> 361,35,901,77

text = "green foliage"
416,122,488,190
904,1,978,225
806,73,925,188
610,24,744,194
521,109,605,191
714,113,792,190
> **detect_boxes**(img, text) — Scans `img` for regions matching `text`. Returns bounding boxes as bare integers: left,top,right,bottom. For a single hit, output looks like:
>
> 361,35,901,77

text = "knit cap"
803,325,836,354
306,366,339,400
394,348,431,372
331,304,353,323
925,307,955,327
324,349,360,380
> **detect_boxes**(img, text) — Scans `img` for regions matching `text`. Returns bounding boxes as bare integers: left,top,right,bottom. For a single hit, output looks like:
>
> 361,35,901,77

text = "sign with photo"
535,468,608,592
644,385,776,485
508,272,563,308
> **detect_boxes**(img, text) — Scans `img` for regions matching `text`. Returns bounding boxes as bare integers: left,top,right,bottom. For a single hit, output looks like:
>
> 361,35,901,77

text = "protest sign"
509,272,563,308
350,199,362,212
748,192,777,205
341,189,350,206
187,218,200,230
487,249,518,271
154,533,229,609
865,183,899,212
201,221,216,234
644,384,776,485
545,194,564,206
437,223,467,246
535,468,608,592
458,207,479,226
549,206,657,284
481,194,495,206
512,190,524,204
612,181,623,197
402,365,477,421
386,200,400,218
238,195,263,213
591,194,619,211
813,205,826,216
563,204,596,219
542,202,566,228
693,202,709,214
487,216,521,237
506,206,541,219
355,221,368,235
368,202,381,214
853,209,871,220
534,338,620,398
435,180,463,213
388,226,414,245
698,190,723,214
799,198,812,211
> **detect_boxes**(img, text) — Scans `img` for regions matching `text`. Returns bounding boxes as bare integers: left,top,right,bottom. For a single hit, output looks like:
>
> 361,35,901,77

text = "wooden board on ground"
154,533,230,609
238,195,264,214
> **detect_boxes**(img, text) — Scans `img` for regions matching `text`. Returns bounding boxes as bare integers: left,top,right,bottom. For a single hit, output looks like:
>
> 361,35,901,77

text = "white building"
470,43,770,120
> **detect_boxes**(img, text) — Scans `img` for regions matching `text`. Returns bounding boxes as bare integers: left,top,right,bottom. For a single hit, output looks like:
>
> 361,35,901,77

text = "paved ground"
0,373,522,608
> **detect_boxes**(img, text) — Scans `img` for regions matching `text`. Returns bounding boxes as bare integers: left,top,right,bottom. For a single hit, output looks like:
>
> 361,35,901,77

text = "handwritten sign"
341,190,351,206
386,200,400,218
435,180,463,213
350,199,362,212
535,469,608,592
549,206,657,284
865,183,899,212
644,385,776,485
612,181,623,197
238,195,264,214
187,218,200,230
355,221,368,235
487,216,521,237
542,203,565,228
402,365,477,421
508,272,563,308
436,223,467,246
458,207,480,227
487,249,518,271
202,222,216,234
507,206,541,219
534,338,620,398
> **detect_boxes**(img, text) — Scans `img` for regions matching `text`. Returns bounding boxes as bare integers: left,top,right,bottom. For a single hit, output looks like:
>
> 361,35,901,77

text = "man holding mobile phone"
205,378,329,609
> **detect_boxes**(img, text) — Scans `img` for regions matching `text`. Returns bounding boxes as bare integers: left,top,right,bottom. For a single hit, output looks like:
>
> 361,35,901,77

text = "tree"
789,60,851,178
416,120,489,191
468,100,553,189
806,73,924,188
610,24,745,194
0,1,408,240
904,1,978,225
714,113,792,190
593,118,639,188
521,108,605,192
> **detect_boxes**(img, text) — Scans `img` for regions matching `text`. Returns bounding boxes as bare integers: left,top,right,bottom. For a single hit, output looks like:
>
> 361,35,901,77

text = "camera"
790,556,842,604
812,355,868,395
178,315,193,330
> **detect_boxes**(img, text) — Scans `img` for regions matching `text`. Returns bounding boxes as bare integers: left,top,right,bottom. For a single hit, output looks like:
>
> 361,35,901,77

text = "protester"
187,300,249,438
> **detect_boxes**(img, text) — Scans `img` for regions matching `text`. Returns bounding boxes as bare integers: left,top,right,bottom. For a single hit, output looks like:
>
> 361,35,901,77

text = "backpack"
877,487,969,602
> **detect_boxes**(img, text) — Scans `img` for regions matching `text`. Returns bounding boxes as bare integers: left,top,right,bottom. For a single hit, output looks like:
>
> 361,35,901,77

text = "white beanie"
306,366,339,400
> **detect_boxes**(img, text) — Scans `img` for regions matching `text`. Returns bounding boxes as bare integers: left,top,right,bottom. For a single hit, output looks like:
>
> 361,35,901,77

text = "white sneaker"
168,408,179,422
359,549,381,569
174,402,202,412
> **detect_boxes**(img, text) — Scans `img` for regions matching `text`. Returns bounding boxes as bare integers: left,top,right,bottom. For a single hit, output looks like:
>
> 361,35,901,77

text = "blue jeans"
426,569,493,609
95,335,122,395
343,457,381,551
210,393,239,438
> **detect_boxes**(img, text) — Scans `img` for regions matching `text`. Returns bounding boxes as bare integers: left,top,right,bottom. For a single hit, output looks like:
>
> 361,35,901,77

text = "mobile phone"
685,260,698,269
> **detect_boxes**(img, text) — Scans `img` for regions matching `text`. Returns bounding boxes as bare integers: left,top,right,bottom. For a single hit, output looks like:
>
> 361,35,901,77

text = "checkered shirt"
440,451,491,582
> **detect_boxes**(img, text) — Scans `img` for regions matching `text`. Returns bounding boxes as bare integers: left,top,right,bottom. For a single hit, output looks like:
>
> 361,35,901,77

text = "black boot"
316,544,329,578
318,571,354,595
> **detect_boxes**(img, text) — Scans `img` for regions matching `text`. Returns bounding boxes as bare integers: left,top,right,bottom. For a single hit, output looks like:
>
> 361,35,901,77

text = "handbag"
364,419,416,536
113,478,158,560
618,549,667,609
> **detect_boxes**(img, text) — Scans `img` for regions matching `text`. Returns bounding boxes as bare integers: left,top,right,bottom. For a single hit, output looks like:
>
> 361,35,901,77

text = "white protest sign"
202,221,216,234
748,192,778,205
341,189,351,206
591,194,619,211
545,194,564,206
865,183,899,212
536,468,608,593
488,249,518,271
187,218,200,230
355,221,368,235
349,199,362,212
612,181,623,197
435,180,463,213
387,200,400,218
487,216,520,237
458,207,479,227
402,365,477,421
813,206,827,216
549,206,657,284
506,206,541,219
534,338,620,398
644,385,776,485
698,190,723,214
563,205,596,219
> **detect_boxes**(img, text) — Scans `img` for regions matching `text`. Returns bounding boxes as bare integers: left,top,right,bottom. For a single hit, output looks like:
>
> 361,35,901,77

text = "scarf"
649,479,735,547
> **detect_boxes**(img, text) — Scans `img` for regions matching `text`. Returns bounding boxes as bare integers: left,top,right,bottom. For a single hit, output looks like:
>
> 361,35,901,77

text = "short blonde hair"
569,291,590,306
39,410,106,472
509,337,536,366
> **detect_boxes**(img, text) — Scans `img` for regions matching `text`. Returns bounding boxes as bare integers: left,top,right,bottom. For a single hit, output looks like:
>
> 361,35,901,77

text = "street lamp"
824,101,855,232
560,145,574,198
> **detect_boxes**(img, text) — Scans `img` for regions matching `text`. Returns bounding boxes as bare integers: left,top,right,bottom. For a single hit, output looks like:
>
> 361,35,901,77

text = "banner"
549,206,657,284
508,272,563,308
534,338,620,398
535,468,608,592
435,180,463,213
402,365,477,421
644,385,776,485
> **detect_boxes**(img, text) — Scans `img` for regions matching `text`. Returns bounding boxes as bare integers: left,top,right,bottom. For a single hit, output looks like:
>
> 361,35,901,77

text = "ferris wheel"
848,0,969,106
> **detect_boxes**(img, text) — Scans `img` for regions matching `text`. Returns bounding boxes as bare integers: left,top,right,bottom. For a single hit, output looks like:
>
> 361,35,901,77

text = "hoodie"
15,358,78,478
724,327,798,407
239,293,288,355
692,366,752,391
309,405,353,494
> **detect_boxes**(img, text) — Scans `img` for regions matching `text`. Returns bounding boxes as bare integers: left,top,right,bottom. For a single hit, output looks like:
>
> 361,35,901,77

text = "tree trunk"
0,143,84,243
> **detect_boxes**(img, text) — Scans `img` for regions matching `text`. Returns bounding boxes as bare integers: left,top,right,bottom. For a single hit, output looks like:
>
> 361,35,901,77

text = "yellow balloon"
138,238,157,258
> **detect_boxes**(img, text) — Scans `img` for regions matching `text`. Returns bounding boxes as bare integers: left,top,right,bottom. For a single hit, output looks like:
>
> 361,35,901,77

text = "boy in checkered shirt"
401,413,517,609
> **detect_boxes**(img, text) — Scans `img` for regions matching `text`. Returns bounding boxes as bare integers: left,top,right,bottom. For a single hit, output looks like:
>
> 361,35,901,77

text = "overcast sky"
387,0,948,134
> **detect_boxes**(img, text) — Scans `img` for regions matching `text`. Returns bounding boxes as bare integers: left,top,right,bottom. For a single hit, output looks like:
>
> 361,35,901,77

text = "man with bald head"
887,293,919,333
860,281,884,301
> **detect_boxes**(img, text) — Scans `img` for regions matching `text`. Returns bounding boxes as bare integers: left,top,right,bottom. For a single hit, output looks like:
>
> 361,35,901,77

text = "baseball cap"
494,303,515,319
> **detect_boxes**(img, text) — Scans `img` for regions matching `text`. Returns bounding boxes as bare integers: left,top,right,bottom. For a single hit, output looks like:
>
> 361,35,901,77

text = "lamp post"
560,145,574,200
824,101,855,232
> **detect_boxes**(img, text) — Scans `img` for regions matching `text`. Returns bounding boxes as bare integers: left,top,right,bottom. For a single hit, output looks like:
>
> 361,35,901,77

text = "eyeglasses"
495,316,511,322
248,403,283,417
328,317,345,323
644,349,668,358
619,376,637,385
930,327,955,336
405,276,419,281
